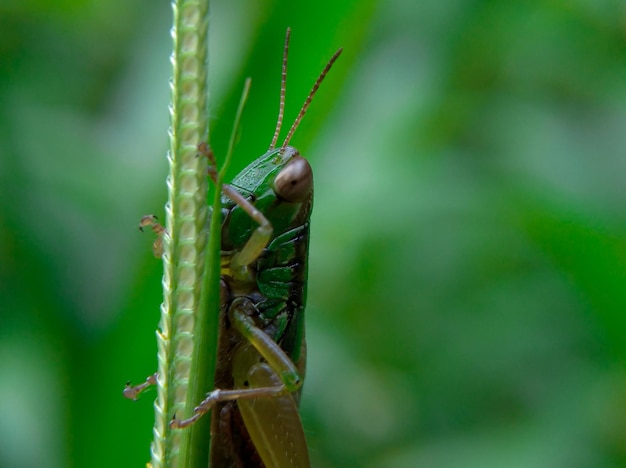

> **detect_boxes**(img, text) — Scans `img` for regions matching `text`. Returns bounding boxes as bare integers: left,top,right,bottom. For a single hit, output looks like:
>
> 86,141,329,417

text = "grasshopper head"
273,147,313,203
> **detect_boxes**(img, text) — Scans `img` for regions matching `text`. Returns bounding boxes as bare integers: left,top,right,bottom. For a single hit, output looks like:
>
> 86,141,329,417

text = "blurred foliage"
1,0,625,467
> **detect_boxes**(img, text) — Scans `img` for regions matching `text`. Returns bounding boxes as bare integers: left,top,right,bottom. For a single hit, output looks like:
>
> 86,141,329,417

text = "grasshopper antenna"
269,28,291,150
281,47,343,150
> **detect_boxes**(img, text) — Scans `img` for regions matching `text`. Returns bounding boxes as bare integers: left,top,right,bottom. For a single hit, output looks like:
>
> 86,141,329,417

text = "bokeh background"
1,0,625,467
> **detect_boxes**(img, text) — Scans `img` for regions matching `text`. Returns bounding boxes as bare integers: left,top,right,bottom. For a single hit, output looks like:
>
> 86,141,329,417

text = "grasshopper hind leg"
171,299,310,466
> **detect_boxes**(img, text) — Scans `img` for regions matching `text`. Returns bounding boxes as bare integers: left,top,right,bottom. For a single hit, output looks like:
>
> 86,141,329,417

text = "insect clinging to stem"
127,28,342,467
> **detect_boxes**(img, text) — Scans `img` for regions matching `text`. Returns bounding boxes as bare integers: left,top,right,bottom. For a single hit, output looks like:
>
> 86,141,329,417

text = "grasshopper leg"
139,215,166,258
221,184,273,276
170,299,302,429
123,373,158,400
197,142,274,280
170,379,288,428
123,216,165,400
173,358,308,465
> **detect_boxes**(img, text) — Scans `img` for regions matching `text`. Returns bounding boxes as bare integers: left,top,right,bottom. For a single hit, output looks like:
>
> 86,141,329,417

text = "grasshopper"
127,29,342,467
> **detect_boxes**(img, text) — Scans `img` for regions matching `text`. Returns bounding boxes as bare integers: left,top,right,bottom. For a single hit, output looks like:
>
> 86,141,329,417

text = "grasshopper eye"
274,156,313,202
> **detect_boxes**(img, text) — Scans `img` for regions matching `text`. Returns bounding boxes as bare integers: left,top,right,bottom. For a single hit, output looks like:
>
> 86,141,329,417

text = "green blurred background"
1,0,625,467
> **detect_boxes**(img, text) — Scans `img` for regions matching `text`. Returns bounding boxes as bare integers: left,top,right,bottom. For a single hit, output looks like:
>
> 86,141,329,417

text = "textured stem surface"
151,1,214,467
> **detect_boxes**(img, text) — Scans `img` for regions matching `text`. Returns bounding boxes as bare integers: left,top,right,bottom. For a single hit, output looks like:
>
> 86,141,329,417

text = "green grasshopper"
128,29,342,467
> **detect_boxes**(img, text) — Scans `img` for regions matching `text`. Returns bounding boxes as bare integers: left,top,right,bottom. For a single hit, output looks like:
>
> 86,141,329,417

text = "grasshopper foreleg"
197,142,274,280
221,184,273,275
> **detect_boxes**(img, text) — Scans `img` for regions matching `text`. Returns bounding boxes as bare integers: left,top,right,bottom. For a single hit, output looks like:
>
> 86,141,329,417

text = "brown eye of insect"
274,157,313,202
